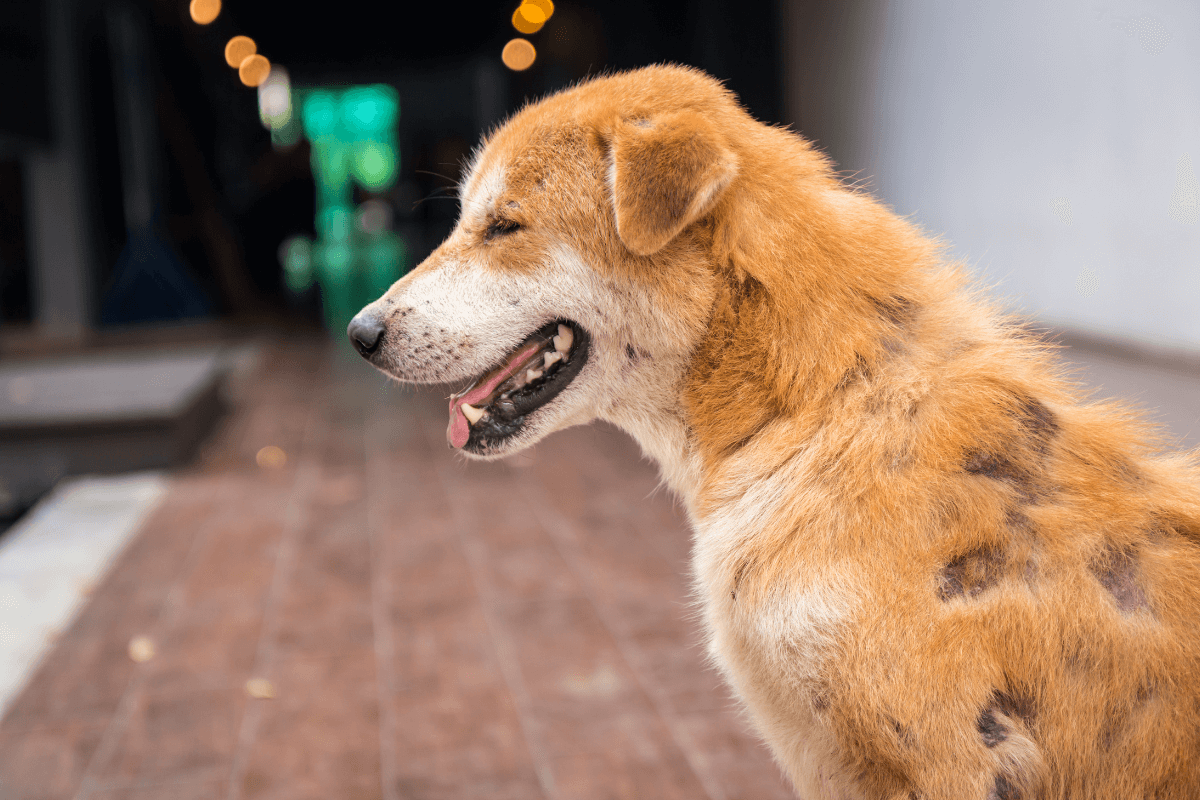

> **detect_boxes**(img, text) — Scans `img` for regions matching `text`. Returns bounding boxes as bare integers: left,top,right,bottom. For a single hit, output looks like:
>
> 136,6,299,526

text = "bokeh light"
525,0,555,20
502,38,537,71
342,86,399,136
224,36,257,68
301,91,339,139
258,66,292,130
279,236,313,292
520,4,547,24
255,445,287,469
512,5,545,35
188,0,221,25
239,54,271,87
353,142,397,190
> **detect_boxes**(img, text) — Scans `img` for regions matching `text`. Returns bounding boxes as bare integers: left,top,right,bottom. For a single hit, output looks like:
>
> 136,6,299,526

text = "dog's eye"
485,218,522,241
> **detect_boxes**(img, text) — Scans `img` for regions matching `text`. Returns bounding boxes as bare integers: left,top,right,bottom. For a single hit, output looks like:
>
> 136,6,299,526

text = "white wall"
787,1,1200,351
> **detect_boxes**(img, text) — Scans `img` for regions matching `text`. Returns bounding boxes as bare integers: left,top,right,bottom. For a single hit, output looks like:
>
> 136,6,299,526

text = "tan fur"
354,66,1200,799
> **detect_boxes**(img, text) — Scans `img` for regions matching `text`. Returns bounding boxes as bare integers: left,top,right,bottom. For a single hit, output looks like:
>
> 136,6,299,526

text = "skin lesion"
1090,543,1150,614
938,545,1007,601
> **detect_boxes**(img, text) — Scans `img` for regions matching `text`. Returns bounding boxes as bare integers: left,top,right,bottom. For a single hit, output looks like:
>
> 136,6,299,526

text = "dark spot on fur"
1006,508,1033,533
811,693,829,712
1016,396,1058,452
962,394,1058,501
871,294,918,329
977,708,1008,747
1091,544,1148,613
888,717,914,746
939,546,1005,600
993,688,1036,724
963,451,1038,501
989,775,1019,800
626,344,638,361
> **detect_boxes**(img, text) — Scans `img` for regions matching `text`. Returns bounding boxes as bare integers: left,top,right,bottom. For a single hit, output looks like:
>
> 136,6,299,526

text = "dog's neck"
608,175,948,523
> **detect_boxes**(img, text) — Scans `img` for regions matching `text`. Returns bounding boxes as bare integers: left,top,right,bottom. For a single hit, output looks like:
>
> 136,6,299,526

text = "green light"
316,204,353,242
366,235,405,296
281,236,313,292
342,86,398,135
353,142,396,190
301,90,339,139
286,84,408,338
322,243,352,275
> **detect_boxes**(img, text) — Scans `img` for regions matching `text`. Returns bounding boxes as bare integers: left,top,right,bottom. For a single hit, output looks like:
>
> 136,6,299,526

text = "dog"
347,66,1200,799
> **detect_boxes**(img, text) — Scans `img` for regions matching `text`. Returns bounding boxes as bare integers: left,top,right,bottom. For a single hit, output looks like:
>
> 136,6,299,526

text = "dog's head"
348,66,741,458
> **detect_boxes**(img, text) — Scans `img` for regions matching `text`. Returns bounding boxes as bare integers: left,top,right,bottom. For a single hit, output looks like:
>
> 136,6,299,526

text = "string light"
512,5,545,35
188,0,220,25
239,54,271,87
224,35,257,68
502,38,537,71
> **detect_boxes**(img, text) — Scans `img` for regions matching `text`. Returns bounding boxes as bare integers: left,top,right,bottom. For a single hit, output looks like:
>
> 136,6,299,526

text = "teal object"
283,84,408,335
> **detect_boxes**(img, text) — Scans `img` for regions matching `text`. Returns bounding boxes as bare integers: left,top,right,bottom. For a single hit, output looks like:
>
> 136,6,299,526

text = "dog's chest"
691,495,865,797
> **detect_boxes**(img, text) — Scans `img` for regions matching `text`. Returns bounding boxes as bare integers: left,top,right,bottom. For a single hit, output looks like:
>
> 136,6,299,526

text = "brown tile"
391,536,479,620
550,748,706,800
176,514,287,614
390,774,544,800
390,687,542,798
386,590,542,796
676,711,796,800
393,604,505,693
88,778,225,800
494,599,650,740
627,627,730,715
237,650,381,800
273,509,375,657
142,607,263,695
0,720,106,800
1,623,137,730
90,686,244,783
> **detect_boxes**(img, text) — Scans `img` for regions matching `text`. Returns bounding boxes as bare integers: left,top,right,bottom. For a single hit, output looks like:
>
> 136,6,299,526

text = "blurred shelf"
0,347,230,520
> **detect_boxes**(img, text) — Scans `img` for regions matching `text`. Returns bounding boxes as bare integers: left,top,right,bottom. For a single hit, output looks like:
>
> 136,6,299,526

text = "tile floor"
0,338,792,800
0,333,1195,800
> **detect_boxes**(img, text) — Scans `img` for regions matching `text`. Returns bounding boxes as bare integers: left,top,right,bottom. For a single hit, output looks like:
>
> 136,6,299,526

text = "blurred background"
0,1,1196,797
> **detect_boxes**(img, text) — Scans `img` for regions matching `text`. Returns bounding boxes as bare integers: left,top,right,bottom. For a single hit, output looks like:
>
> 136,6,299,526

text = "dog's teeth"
460,403,485,425
526,368,543,382
543,351,562,369
554,325,573,355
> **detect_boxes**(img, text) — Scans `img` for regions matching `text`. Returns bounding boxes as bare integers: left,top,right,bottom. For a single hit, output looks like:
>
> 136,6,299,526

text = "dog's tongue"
447,342,540,449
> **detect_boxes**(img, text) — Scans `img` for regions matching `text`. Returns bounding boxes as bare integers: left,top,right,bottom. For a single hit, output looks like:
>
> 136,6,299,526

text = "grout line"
519,474,727,800
87,766,227,793
365,403,400,800
418,417,557,799
222,397,328,800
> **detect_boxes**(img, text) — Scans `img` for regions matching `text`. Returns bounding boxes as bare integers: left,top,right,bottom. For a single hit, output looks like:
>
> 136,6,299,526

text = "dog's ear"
608,110,737,256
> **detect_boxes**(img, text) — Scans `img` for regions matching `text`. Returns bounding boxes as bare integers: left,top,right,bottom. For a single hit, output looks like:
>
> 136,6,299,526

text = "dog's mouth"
446,320,590,453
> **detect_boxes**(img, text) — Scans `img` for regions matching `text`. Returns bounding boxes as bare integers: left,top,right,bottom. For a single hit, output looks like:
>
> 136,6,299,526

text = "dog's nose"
347,312,385,358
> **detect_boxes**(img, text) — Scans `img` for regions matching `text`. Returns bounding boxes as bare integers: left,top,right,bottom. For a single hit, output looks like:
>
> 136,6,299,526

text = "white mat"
0,473,168,718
